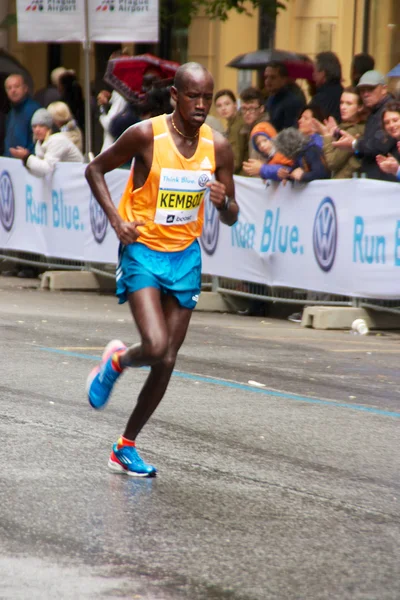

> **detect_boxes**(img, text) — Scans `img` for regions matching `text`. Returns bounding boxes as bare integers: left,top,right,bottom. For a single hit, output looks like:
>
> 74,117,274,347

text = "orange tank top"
118,114,216,252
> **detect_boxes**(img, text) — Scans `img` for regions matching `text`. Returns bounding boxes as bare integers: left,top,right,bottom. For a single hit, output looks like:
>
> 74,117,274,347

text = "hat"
251,121,277,152
31,108,54,129
357,70,386,87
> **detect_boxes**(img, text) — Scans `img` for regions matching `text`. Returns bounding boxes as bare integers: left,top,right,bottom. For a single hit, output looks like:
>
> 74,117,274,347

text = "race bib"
154,168,212,226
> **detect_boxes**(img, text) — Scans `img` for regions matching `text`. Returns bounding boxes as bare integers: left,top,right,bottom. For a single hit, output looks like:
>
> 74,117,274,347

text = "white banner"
16,0,159,43
17,0,85,42
201,176,400,299
0,158,122,261
89,0,159,43
1,157,400,299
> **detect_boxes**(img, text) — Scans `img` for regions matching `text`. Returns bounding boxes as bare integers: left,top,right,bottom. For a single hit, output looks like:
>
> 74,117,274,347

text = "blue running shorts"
116,240,202,310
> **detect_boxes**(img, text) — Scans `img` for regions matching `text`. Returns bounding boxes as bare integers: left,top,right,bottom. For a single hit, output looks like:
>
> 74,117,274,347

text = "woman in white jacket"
10,108,83,176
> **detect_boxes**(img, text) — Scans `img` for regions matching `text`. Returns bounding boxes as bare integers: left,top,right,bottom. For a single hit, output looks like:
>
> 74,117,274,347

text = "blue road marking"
38,346,400,419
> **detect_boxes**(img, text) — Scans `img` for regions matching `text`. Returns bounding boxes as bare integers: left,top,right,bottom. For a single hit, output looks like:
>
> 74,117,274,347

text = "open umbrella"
387,64,400,77
104,54,180,103
227,49,314,81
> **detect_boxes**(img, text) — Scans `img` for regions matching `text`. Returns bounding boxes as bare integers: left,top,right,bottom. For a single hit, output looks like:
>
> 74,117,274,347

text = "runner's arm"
210,133,239,226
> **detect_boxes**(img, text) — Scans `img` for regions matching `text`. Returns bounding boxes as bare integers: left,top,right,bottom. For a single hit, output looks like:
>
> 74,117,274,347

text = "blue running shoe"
108,443,157,477
86,339,126,409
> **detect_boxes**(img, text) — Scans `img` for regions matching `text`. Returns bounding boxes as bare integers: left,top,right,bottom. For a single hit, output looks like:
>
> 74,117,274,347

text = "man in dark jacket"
3,73,40,157
310,52,343,122
332,70,395,181
264,61,305,132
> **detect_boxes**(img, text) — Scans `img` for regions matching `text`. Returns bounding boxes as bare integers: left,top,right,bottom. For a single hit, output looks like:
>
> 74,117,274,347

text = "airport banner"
17,0,159,43
89,0,159,43
17,0,86,42
1,157,400,299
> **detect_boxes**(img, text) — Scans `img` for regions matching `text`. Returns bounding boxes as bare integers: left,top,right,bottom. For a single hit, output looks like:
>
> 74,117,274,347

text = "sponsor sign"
0,171,15,232
154,168,209,226
90,194,108,244
89,0,159,42
17,0,159,43
1,157,400,299
17,0,85,42
313,197,337,272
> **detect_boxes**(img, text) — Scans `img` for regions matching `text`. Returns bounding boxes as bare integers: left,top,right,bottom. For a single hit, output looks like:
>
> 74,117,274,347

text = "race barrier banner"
1,157,400,299
201,176,400,299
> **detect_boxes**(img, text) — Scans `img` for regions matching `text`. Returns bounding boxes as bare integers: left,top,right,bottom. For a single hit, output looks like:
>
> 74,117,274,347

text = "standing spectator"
264,61,305,131
297,105,327,149
47,101,83,152
239,87,269,172
321,87,365,179
9,108,83,177
310,52,343,122
58,70,85,132
332,71,395,181
214,89,245,174
34,66,67,108
3,73,40,157
97,50,131,152
98,87,128,151
351,53,375,86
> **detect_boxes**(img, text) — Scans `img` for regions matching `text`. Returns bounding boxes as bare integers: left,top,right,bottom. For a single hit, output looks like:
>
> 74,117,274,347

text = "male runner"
85,62,239,477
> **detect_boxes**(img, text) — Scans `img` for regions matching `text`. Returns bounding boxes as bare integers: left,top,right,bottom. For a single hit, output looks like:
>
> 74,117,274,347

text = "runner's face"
175,73,214,127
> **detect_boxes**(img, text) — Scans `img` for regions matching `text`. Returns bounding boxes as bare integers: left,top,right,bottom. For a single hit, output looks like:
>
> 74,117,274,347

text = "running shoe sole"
108,452,157,478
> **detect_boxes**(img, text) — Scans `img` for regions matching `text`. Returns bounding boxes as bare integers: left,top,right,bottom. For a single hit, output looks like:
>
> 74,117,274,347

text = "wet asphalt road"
0,277,399,600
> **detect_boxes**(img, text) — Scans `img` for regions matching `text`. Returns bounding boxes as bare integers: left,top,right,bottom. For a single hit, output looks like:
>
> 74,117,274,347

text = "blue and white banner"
201,176,400,299
1,157,400,299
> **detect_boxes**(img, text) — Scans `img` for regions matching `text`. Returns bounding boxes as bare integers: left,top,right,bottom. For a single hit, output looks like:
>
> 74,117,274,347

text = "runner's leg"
122,291,192,441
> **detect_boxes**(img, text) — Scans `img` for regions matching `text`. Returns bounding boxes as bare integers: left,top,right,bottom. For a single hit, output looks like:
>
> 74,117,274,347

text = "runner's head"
171,62,214,128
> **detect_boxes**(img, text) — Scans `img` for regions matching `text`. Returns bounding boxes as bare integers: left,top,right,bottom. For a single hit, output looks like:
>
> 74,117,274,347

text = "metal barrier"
1,249,400,317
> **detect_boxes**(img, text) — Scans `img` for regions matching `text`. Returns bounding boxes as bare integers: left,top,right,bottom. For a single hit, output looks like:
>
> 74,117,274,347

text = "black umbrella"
227,49,314,80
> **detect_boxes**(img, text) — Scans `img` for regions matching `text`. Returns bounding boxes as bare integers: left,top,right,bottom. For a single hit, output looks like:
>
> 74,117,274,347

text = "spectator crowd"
214,51,400,184
1,48,399,296
2,49,400,187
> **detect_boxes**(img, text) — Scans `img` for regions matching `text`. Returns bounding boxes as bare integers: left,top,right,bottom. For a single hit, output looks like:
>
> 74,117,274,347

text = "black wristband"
23,154,31,166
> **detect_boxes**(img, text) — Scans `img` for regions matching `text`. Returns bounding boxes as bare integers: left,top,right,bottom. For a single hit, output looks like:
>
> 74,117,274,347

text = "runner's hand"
114,219,145,244
206,181,227,211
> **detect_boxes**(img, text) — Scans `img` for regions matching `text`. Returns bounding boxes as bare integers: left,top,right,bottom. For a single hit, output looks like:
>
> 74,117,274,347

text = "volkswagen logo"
200,192,219,255
198,174,210,188
90,194,108,244
313,197,337,272
0,171,15,232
